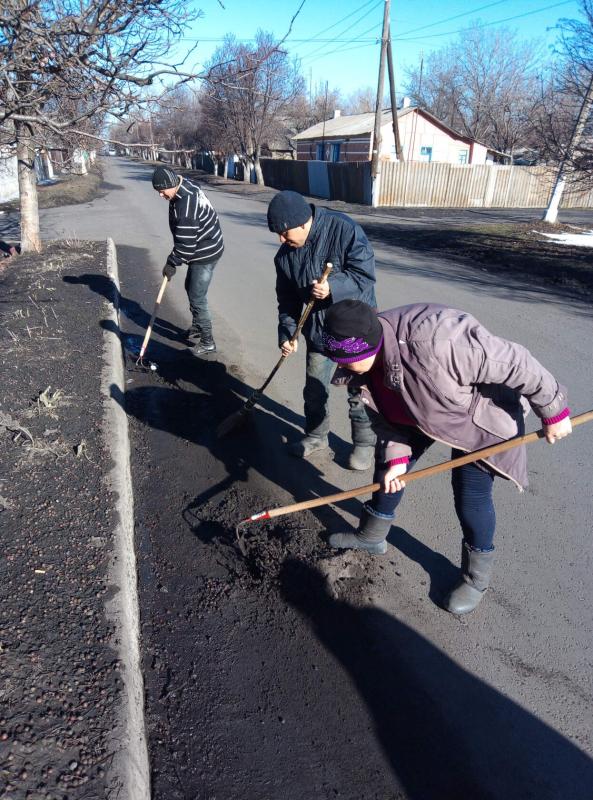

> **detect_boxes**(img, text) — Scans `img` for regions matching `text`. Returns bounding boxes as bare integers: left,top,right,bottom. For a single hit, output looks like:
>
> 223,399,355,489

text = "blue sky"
174,0,583,97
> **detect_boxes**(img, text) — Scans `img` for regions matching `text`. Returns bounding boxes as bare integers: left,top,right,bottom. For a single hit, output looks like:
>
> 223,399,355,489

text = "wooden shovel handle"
138,275,168,359
266,410,593,520
288,262,333,345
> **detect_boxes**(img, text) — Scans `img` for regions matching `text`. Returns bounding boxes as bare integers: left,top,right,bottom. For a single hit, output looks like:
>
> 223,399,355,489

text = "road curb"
102,237,151,799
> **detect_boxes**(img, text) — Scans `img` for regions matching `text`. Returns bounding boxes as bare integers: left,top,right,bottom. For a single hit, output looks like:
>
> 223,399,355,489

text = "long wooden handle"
265,410,593,520
255,263,333,396
289,262,333,345
138,275,168,359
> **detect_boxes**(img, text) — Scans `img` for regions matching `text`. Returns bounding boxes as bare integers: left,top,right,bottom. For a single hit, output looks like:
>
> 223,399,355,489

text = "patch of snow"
536,229,593,247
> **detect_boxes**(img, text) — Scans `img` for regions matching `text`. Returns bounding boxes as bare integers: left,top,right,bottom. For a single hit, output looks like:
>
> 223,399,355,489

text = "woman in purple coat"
322,299,572,614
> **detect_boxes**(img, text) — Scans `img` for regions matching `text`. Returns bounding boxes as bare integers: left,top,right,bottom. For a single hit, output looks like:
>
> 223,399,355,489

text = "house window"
316,143,326,161
330,142,341,162
419,146,432,162
458,149,469,164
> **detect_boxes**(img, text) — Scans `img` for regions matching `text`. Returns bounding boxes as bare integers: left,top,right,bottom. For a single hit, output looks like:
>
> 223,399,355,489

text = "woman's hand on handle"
543,416,572,444
382,462,407,493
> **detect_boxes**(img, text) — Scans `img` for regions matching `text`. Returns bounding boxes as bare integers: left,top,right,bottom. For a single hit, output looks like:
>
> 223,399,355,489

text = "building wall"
0,151,19,203
296,135,371,162
396,113,475,164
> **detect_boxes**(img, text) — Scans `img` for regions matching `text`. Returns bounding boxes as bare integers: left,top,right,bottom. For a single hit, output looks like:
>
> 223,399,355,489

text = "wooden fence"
378,162,593,209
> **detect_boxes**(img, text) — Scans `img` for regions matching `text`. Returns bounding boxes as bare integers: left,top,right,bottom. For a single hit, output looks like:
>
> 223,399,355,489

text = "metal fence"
378,162,593,209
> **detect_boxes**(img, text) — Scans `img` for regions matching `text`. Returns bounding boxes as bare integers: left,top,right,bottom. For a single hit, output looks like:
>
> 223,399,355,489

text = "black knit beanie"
152,166,179,190
323,300,383,364
267,190,312,233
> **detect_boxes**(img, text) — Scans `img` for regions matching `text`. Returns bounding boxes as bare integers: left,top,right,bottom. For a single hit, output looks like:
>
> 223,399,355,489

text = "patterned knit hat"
152,166,179,190
323,300,383,364
267,190,312,233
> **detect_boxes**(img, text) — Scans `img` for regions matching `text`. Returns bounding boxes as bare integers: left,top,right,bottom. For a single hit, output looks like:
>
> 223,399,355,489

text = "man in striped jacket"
152,166,224,355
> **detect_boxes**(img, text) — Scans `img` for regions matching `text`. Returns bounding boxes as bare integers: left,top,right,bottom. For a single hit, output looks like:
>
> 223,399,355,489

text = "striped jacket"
166,178,224,266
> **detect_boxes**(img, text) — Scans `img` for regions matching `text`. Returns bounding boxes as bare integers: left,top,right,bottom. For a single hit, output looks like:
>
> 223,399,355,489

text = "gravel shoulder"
0,242,128,798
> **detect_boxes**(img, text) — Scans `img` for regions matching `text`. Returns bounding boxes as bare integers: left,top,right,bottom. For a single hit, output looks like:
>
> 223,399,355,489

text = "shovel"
238,409,593,525
135,275,169,368
217,262,333,437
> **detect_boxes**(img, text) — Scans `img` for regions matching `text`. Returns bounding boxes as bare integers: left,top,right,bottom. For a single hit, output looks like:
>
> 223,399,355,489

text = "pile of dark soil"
0,243,123,798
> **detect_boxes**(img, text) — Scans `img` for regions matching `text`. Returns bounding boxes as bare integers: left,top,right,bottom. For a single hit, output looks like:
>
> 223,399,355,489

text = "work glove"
162,262,176,280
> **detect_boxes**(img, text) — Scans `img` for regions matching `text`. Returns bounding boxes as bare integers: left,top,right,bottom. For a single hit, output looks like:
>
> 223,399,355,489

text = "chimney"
402,96,411,108
333,109,341,118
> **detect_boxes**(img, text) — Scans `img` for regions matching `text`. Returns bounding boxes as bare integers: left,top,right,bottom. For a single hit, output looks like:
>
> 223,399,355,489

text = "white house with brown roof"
293,107,510,166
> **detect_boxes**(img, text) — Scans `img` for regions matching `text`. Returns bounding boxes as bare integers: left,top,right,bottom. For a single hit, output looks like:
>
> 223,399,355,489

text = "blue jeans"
370,428,496,551
304,349,375,446
184,259,218,337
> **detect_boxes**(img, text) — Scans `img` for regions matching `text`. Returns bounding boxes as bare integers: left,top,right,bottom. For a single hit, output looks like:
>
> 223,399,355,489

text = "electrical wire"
395,0,576,42
300,21,383,66
394,0,513,39
297,0,384,64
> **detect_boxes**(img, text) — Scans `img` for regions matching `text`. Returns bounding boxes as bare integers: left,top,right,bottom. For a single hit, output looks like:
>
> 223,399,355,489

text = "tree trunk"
15,121,42,253
242,158,252,183
253,155,264,186
223,157,229,179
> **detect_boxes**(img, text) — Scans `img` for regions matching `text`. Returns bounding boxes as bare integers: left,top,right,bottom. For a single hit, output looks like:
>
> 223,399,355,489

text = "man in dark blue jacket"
267,190,377,470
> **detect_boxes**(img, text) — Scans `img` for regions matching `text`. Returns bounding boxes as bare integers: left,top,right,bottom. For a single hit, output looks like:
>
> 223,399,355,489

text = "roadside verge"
0,239,149,798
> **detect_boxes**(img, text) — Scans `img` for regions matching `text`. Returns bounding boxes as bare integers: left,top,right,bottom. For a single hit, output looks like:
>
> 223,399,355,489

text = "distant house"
262,126,298,160
293,106,511,166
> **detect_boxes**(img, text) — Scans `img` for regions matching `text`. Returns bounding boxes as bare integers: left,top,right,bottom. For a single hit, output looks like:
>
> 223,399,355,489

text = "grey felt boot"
445,541,495,615
347,445,375,471
288,435,329,458
329,505,392,555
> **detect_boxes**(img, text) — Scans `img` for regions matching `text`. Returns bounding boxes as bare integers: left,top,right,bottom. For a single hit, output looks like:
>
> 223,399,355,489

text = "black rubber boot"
328,505,392,555
192,333,216,355
445,541,495,615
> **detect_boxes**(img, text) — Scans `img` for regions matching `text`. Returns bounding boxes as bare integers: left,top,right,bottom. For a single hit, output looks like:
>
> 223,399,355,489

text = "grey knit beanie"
152,166,179,190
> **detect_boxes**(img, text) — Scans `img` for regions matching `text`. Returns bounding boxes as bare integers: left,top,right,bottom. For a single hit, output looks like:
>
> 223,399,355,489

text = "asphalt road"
40,157,593,799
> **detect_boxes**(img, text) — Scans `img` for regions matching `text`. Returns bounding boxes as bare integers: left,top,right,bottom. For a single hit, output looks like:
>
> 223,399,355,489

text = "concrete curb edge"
102,237,151,799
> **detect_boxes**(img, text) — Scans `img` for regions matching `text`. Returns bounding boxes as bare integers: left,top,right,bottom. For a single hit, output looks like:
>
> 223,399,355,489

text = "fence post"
371,167,382,207
484,166,497,208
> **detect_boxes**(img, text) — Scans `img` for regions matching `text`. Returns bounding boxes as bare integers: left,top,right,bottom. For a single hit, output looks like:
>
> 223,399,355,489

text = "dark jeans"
184,259,218,338
304,349,375,447
370,428,496,551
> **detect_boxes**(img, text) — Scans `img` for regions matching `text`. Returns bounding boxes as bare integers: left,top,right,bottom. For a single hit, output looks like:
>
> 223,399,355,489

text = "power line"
179,0,379,48
297,0,384,64
292,0,379,51
393,0,513,39
299,15,385,66
394,0,575,42
180,37,377,43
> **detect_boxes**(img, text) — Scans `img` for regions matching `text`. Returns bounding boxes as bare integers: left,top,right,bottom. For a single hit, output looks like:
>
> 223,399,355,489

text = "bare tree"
0,0,201,251
532,1,593,179
404,22,540,155
201,31,305,184
291,85,344,134
343,86,376,115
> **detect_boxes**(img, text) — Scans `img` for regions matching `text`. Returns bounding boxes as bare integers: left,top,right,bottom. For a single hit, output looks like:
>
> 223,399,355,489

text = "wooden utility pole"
543,72,593,224
371,0,390,204
386,27,402,160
